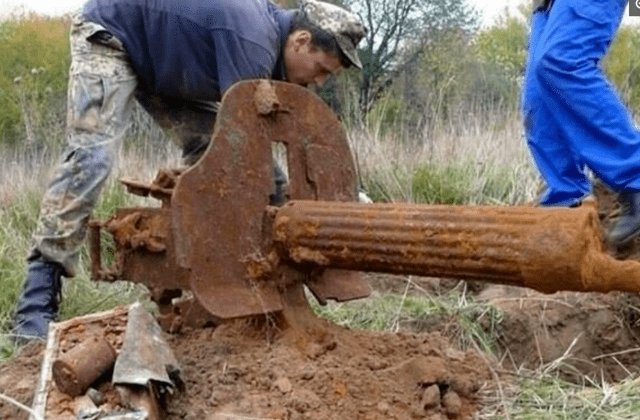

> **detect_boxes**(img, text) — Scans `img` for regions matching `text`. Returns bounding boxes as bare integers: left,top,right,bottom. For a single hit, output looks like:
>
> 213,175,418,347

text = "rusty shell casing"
272,200,640,294
52,334,117,397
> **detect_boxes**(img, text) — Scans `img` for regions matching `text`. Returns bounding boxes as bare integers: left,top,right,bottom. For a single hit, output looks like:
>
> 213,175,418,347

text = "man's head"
284,0,366,87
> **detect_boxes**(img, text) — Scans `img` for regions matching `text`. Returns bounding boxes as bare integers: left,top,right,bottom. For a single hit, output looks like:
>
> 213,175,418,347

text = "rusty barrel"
273,201,640,294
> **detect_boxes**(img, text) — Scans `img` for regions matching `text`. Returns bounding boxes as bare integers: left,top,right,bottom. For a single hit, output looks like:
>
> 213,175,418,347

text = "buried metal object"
88,79,640,330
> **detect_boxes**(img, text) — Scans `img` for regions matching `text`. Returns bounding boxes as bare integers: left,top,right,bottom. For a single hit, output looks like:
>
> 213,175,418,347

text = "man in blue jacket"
12,0,366,341
522,0,640,245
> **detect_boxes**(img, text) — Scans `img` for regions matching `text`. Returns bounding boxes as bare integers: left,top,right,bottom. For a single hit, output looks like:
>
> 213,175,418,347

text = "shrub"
412,161,473,205
0,14,70,147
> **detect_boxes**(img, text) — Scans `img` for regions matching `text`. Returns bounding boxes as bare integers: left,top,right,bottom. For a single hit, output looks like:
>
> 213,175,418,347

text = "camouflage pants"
30,15,217,276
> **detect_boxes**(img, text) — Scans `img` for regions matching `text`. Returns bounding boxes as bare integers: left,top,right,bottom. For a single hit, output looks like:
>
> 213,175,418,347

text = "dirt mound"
3,288,640,418
166,315,492,420
0,313,494,420
477,286,640,383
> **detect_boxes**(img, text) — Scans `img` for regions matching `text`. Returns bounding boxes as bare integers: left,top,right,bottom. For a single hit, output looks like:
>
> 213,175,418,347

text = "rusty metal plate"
171,80,366,319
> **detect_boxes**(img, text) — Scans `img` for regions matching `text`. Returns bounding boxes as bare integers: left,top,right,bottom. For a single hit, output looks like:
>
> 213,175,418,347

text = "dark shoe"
608,191,640,247
12,257,64,343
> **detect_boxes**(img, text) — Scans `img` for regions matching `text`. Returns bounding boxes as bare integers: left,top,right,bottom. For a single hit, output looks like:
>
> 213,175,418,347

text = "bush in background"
0,14,70,148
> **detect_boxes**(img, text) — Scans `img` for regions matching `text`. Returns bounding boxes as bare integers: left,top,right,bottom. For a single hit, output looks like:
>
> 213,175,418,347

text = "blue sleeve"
212,29,277,93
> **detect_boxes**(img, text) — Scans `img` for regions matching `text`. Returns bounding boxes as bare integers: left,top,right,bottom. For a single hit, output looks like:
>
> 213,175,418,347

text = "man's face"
284,30,344,87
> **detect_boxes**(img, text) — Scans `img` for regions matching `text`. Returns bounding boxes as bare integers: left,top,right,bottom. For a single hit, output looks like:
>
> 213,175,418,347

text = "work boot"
12,257,64,343
608,191,640,247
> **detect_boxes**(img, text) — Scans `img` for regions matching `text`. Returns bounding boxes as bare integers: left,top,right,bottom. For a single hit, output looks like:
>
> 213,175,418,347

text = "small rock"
365,358,389,371
442,390,462,417
274,376,292,393
334,383,348,396
377,401,390,414
267,408,288,419
300,367,316,380
86,388,103,406
421,384,441,410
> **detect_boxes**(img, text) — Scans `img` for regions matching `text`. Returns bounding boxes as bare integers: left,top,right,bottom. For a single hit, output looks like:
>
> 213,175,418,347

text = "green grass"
350,108,541,205
0,189,41,334
0,15,70,147
491,375,640,419
310,284,503,356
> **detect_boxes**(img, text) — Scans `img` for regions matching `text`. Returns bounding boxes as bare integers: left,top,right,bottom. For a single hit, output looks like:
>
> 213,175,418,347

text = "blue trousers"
522,0,640,206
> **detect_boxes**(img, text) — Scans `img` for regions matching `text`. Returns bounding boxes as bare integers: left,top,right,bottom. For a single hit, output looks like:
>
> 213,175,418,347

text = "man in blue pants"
522,0,640,244
11,0,365,342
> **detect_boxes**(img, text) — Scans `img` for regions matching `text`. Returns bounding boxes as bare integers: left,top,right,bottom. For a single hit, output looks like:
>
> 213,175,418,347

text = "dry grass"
350,110,540,204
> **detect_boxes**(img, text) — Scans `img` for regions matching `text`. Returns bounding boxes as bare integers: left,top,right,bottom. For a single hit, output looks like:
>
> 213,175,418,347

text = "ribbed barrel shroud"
273,201,640,294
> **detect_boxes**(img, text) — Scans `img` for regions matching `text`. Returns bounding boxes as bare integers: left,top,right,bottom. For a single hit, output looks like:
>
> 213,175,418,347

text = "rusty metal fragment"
89,80,368,323
170,80,365,319
113,303,178,387
52,333,116,397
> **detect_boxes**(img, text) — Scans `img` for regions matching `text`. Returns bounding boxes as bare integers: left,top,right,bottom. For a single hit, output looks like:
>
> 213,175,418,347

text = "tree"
343,0,480,117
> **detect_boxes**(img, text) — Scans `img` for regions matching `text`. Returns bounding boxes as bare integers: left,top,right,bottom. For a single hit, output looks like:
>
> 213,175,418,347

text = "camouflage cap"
301,0,366,69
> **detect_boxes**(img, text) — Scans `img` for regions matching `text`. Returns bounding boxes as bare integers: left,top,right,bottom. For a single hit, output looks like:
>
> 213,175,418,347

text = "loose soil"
476,286,640,383
0,311,495,420
165,316,493,420
3,283,640,420
368,275,640,383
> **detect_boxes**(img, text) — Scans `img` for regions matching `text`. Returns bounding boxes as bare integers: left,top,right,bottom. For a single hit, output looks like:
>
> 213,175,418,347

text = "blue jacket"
83,0,294,101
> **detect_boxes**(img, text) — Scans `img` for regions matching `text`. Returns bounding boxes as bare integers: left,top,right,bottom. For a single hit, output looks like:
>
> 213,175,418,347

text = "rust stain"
289,246,330,265
273,215,291,242
243,250,280,282
105,211,167,253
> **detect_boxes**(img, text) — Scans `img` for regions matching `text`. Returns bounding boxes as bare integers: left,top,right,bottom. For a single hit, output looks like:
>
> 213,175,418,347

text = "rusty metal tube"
52,333,117,396
273,201,640,294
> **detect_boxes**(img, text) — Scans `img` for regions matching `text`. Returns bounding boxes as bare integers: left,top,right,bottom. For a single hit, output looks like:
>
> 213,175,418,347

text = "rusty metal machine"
89,80,640,331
